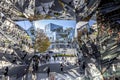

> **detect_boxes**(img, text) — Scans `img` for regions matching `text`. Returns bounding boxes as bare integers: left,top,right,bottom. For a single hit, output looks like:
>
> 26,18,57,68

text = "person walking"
4,67,9,80
35,58,39,71
47,67,50,77
53,55,56,61
90,41,100,59
4,67,8,77
82,62,86,75
81,42,89,57
60,63,64,72
32,55,39,72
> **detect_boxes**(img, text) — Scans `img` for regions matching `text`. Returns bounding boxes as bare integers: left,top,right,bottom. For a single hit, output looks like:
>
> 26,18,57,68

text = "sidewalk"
33,67,84,80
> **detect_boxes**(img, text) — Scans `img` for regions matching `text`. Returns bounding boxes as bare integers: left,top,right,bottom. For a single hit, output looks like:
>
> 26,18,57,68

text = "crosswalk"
1,70,85,80
28,72,84,80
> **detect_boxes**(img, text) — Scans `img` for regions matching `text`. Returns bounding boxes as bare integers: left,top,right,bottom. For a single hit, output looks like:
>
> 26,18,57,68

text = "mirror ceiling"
0,0,100,21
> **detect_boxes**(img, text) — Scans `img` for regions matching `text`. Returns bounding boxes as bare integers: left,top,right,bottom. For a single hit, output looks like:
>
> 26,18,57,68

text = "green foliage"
34,29,50,53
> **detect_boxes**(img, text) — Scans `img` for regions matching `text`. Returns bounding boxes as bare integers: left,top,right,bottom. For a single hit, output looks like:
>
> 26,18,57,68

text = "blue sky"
89,20,96,27
16,21,32,30
16,20,96,30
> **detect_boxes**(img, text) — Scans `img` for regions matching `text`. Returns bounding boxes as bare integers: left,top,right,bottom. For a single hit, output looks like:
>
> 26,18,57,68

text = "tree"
77,30,82,45
34,29,50,53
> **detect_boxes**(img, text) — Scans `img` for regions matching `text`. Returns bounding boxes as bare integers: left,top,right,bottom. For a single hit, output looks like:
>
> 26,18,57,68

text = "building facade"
45,23,64,42
45,23,74,49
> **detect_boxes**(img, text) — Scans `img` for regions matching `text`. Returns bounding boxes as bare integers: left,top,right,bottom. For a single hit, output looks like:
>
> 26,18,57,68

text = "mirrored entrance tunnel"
0,0,120,80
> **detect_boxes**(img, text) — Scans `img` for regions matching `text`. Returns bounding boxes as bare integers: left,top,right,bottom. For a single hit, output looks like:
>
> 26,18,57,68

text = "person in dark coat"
78,59,81,66
53,55,56,61
90,42,100,59
4,67,8,76
32,55,39,72
47,67,50,76
82,62,86,70
81,43,89,57
60,63,64,72
35,59,39,71
82,62,86,74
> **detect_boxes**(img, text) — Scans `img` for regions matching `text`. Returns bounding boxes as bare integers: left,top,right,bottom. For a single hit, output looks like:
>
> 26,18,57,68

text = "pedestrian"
81,43,89,57
12,56,16,64
46,55,48,61
34,57,39,72
32,56,39,72
4,67,8,77
81,61,86,75
47,67,50,77
90,41,101,59
78,59,81,66
53,55,56,61
60,63,63,72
